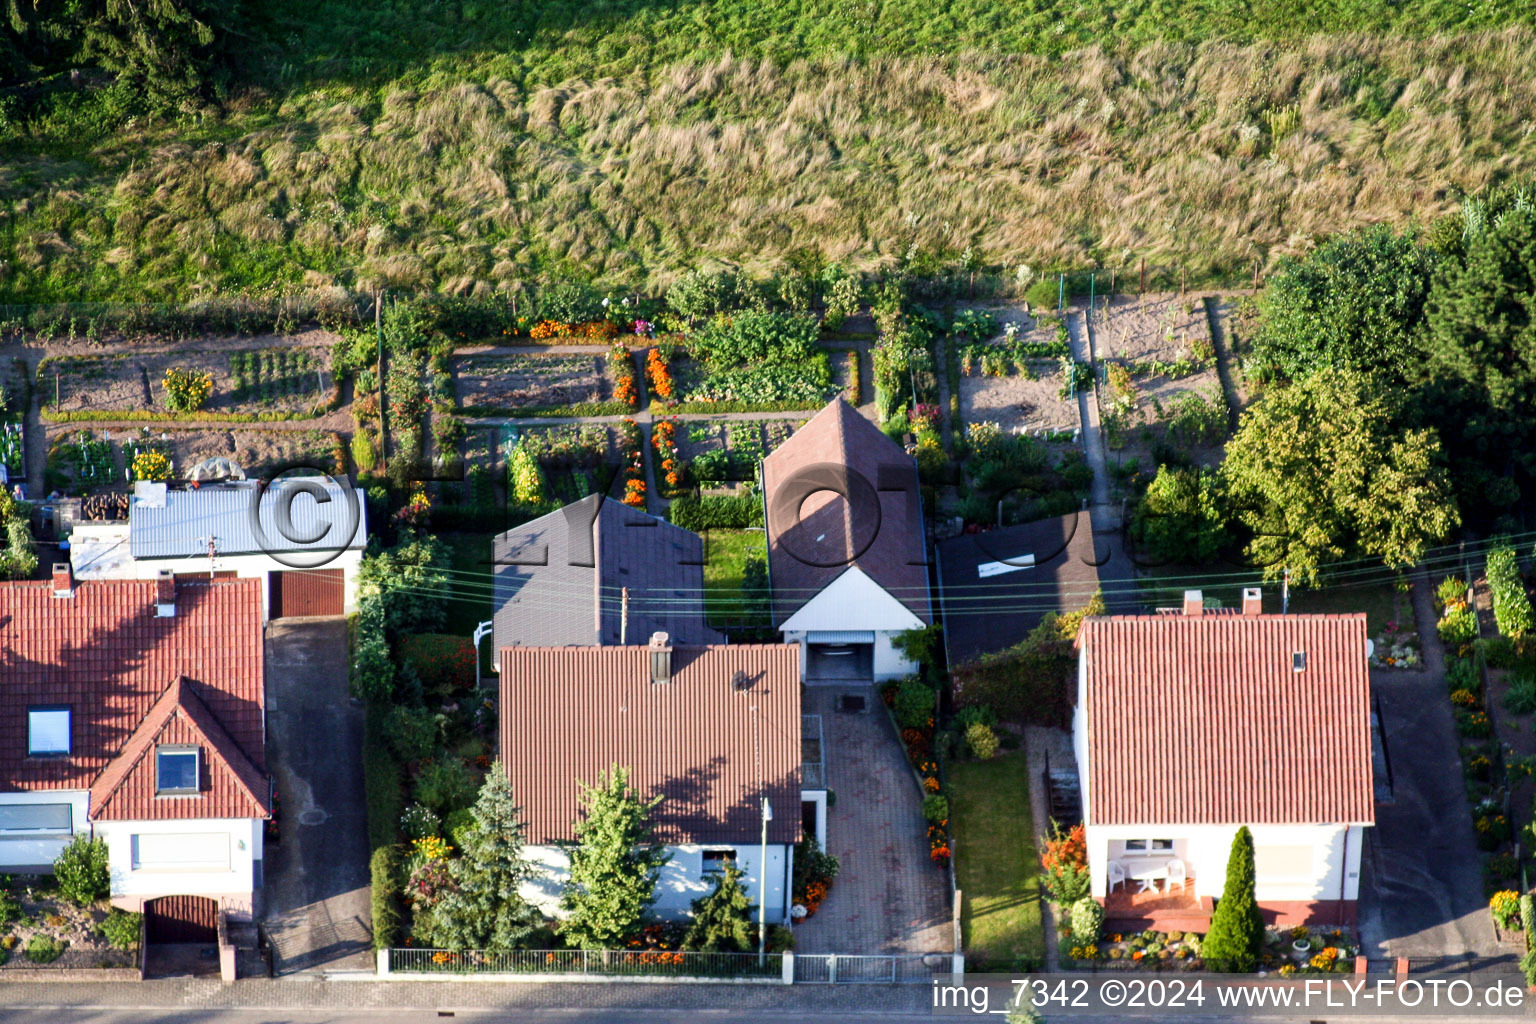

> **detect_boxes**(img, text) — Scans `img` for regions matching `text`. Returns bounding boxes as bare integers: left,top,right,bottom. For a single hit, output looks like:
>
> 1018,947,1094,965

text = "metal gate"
793,953,952,984
145,895,219,944
269,568,345,618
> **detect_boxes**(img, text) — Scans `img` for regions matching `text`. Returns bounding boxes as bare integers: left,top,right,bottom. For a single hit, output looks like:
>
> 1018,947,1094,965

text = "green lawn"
700,527,769,628
947,752,1045,971
1286,579,1409,635
1137,567,1406,635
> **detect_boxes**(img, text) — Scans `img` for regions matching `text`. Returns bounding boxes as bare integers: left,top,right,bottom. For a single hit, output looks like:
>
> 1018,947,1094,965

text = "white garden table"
1123,857,1171,893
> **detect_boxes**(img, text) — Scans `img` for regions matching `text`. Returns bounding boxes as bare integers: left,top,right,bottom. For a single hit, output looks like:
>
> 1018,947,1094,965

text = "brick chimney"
1182,589,1203,617
155,569,176,618
51,563,73,599
1242,586,1262,617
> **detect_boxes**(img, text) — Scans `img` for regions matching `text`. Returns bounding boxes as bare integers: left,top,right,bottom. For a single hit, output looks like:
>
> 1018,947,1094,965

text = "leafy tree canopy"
1221,367,1459,585
1131,465,1226,566
1252,225,1437,382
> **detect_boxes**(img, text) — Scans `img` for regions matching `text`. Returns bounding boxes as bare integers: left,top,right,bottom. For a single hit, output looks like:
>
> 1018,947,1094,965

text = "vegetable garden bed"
44,426,343,493
453,351,629,417
38,345,334,422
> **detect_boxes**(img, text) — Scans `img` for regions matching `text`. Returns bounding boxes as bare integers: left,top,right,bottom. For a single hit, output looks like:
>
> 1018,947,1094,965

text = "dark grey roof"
129,479,367,559
492,495,724,650
935,510,1103,666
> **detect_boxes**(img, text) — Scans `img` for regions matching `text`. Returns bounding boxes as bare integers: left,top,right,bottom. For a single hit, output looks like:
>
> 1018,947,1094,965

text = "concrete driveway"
1357,575,1500,960
261,617,374,974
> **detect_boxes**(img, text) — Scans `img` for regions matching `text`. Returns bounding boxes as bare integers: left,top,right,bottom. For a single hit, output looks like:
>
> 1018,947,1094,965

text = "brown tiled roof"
936,511,1102,665
499,644,801,845
761,399,930,625
90,677,271,821
1079,612,1374,827
0,578,265,806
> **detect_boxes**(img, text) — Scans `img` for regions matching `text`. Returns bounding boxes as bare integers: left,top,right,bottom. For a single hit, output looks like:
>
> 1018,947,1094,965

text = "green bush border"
458,401,632,419
42,407,322,424
660,399,823,414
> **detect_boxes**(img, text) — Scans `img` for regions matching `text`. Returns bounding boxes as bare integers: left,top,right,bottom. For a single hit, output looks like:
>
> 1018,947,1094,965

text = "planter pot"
1292,940,1313,954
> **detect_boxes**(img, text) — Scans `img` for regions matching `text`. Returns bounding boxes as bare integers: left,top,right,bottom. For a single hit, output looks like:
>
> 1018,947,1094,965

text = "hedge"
661,399,824,414
363,703,404,852
457,401,632,419
667,493,763,531
41,407,322,424
1487,543,1535,640
370,844,405,950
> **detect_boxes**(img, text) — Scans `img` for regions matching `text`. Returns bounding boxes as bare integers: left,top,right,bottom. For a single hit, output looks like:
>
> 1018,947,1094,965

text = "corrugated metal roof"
762,399,931,626
0,578,265,798
499,644,801,845
1080,612,1374,827
492,495,722,650
129,479,367,559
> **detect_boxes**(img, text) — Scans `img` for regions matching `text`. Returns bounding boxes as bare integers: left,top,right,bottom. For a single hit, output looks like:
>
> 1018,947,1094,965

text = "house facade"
762,399,932,683
498,641,809,923
70,478,366,620
0,568,270,930
1073,588,1375,930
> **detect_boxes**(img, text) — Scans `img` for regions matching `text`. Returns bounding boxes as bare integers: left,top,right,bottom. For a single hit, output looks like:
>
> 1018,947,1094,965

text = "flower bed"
0,876,139,971
1369,618,1421,669
881,678,950,866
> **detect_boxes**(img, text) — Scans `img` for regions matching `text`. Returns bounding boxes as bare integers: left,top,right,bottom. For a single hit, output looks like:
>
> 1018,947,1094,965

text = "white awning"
806,630,876,644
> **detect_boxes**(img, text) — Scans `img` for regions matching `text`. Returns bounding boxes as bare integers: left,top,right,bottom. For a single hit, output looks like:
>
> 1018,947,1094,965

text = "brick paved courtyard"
794,687,952,955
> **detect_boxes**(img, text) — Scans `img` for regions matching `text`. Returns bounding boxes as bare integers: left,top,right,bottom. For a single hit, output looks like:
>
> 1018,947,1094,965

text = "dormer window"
155,745,200,795
27,706,71,756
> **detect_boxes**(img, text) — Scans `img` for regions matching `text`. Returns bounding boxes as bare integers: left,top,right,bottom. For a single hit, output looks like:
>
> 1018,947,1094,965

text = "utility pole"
1282,568,1290,615
758,794,772,964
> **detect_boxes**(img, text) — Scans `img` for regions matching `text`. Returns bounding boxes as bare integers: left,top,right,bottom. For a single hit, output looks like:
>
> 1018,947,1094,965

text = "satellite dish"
731,670,753,692
189,457,246,482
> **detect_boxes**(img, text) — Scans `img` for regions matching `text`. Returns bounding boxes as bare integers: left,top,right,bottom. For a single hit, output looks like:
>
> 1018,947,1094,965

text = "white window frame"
1123,838,1175,853
27,706,71,756
155,745,200,795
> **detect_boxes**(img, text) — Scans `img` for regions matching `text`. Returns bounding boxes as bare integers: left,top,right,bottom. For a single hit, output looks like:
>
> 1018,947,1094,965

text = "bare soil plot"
45,426,339,491
452,353,611,412
960,374,1080,436
38,343,333,417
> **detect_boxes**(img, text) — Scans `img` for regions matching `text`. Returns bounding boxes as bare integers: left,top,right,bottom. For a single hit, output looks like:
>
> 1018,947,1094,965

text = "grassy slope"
2,0,1535,301
948,751,1045,971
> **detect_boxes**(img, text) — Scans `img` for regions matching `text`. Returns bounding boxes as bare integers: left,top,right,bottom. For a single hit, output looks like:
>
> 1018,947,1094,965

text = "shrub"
1040,821,1090,904
351,430,377,472
370,844,405,951
130,449,172,482
25,935,65,964
922,795,950,823
1439,605,1478,648
1487,544,1535,640
1521,894,1535,947
665,493,763,531
964,722,999,760
364,705,405,850
0,889,19,927
53,835,109,905
1438,575,1468,610
162,367,213,412
953,704,996,730
97,910,142,950
1070,897,1105,946
384,705,442,764
400,802,442,839
414,756,476,814
893,677,934,730
1491,890,1521,931
401,634,476,696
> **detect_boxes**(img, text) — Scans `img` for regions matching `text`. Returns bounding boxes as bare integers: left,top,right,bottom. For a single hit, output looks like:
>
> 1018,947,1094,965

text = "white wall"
1087,822,1364,904
135,550,363,618
0,790,89,869
1072,652,1089,817
872,631,917,681
522,843,794,924
95,817,262,914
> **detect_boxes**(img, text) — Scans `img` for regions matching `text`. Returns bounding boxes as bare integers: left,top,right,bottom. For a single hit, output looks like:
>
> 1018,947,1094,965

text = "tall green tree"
1253,225,1437,382
1421,207,1536,501
421,765,541,951
681,863,754,953
560,765,669,950
1221,367,1459,585
1201,826,1264,972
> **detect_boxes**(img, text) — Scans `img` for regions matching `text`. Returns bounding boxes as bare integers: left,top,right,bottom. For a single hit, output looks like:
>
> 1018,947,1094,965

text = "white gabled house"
1072,588,1376,932
0,567,271,942
761,399,933,683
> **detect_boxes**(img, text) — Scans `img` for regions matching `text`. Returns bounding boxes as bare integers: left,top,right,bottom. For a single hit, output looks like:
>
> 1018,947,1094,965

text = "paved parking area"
261,617,374,974
795,687,952,955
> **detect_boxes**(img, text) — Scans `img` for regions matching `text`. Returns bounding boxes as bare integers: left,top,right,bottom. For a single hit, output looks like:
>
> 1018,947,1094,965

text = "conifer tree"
1201,826,1265,972
424,765,539,951
682,863,754,953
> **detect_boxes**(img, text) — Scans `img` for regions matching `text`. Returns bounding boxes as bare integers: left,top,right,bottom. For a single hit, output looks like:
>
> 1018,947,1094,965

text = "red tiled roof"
761,399,931,625
498,644,801,845
1079,612,1374,827
90,677,271,821
0,579,265,815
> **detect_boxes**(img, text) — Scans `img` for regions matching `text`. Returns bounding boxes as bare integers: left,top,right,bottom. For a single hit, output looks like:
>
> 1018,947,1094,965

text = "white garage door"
132,832,230,872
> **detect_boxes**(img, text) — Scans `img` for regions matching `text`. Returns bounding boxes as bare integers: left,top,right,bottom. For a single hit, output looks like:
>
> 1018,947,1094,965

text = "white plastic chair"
1107,860,1127,894
1165,858,1187,892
